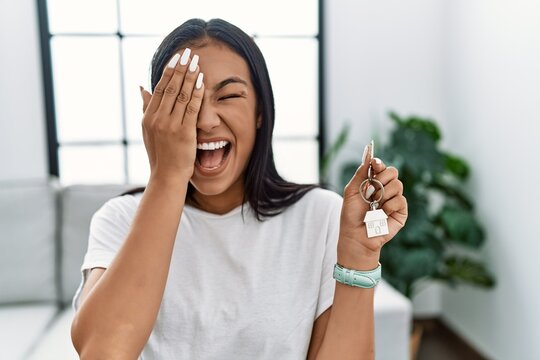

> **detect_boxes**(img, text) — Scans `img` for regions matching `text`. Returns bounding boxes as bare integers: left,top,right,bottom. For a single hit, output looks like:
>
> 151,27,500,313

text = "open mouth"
195,142,232,172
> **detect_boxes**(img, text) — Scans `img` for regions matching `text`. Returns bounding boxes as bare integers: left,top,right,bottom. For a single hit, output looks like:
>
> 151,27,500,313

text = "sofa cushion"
0,178,60,303
59,184,139,305
0,303,58,359
374,279,413,360
27,307,79,360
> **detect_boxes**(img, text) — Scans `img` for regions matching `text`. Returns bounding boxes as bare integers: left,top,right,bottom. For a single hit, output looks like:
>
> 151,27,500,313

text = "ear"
256,114,262,129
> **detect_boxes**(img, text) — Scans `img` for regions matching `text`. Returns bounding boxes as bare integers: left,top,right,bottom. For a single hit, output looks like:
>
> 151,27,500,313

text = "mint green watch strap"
333,262,381,288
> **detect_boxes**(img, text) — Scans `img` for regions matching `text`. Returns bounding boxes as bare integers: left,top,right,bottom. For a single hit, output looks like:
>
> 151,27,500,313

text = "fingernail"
189,54,199,72
366,185,376,198
374,157,382,165
196,72,204,89
180,48,191,65
167,53,180,68
362,145,368,165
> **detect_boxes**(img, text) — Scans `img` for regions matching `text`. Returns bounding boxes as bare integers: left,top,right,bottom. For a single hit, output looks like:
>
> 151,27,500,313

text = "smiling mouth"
196,142,232,171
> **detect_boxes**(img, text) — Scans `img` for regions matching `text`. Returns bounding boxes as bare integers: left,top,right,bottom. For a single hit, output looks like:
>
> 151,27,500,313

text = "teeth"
197,140,229,150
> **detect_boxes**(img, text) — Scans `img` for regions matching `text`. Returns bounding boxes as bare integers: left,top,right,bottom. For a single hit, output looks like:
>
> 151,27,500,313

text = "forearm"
315,241,380,360
72,177,188,359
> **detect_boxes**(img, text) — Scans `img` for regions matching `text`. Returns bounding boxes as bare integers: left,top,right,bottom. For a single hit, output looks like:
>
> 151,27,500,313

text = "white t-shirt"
72,187,343,359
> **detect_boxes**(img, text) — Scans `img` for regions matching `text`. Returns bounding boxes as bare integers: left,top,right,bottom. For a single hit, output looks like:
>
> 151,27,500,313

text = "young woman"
70,18,407,359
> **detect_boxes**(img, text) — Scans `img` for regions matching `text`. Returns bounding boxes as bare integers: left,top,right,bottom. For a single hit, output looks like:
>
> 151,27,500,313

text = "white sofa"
0,176,412,360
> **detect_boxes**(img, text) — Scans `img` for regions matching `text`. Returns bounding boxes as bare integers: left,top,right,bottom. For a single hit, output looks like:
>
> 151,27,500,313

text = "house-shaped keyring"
364,209,389,238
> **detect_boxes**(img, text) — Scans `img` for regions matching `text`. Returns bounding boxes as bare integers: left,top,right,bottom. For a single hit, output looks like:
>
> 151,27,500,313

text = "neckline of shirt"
184,201,250,219
131,192,249,219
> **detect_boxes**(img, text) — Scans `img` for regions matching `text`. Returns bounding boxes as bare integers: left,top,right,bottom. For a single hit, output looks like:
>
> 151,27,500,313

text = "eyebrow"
212,76,248,92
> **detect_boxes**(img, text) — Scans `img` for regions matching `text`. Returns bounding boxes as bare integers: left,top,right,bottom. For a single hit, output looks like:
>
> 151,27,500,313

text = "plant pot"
410,321,424,360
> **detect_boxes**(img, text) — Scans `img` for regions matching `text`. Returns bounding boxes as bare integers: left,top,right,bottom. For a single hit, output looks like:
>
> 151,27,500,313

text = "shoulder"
291,187,343,218
94,192,143,220
302,187,343,208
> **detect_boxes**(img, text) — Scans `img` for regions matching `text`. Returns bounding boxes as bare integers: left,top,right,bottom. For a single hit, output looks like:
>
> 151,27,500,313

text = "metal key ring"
359,178,385,204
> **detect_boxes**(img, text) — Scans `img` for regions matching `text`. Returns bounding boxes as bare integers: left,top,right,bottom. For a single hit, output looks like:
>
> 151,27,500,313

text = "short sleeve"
72,195,135,312
314,191,343,319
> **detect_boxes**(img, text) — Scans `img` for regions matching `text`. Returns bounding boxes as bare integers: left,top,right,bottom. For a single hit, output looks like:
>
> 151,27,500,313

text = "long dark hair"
120,18,324,222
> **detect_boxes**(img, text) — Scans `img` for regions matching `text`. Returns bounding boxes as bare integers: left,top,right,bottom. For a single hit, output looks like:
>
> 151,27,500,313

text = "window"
38,0,323,186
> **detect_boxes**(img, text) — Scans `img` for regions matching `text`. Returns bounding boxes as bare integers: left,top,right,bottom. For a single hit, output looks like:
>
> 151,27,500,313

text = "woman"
70,18,407,359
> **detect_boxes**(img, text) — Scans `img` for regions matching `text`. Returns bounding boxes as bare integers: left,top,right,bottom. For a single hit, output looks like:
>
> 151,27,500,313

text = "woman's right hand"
139,48,205,184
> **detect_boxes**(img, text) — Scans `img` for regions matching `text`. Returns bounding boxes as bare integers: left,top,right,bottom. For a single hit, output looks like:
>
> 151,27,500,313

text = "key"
360,140,389,238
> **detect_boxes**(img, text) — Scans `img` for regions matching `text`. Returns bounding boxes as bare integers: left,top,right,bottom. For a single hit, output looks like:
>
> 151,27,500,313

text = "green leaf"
383,118,445,178
395,193,439,247
388,111,404,125
381,246,440,298
444,153,470,180
430,176,474,210
439,205,485,248
442,256,496,288
394,113,442,141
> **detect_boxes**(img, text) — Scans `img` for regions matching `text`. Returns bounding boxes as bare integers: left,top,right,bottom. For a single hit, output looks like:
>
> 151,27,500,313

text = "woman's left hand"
337,149,408,270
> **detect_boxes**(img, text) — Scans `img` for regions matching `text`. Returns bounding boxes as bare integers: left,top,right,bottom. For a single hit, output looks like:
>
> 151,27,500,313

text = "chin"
188,178,230,196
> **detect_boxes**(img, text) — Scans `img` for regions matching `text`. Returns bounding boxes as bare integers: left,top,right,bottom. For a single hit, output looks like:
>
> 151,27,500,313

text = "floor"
415,318,490,360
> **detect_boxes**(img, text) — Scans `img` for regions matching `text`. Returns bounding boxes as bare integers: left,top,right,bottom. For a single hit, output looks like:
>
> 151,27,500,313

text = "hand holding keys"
360,140,390,238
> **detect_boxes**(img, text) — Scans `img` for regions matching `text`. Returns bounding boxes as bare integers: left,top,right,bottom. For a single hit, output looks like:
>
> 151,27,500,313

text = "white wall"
0,0,48,182
439,1,540,359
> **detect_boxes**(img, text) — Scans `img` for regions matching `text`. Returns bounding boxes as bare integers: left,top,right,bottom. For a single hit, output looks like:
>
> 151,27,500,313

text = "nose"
196,97,221,133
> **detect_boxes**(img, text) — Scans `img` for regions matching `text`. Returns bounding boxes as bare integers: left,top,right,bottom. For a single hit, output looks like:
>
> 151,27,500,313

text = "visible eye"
218,94,242,101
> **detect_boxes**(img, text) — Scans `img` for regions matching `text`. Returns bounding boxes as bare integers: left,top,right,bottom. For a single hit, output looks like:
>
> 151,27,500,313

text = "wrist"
149,173,191,189
337,242,380,271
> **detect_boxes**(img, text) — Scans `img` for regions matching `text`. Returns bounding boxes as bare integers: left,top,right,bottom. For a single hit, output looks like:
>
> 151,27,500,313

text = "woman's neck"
187,179,246,215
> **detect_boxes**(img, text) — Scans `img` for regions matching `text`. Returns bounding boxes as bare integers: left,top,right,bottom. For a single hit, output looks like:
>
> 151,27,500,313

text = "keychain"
359,140,389,238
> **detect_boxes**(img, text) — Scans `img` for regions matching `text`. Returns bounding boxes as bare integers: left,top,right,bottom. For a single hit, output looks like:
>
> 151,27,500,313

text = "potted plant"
320,111,496,359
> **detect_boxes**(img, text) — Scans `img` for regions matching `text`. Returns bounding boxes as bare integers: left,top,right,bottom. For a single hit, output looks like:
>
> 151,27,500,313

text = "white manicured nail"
180,48,191,65
362,145,368,165
366,185,376,198
196,72,204,89
189,55,199,72
167,53,180,68
374,157,382,165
